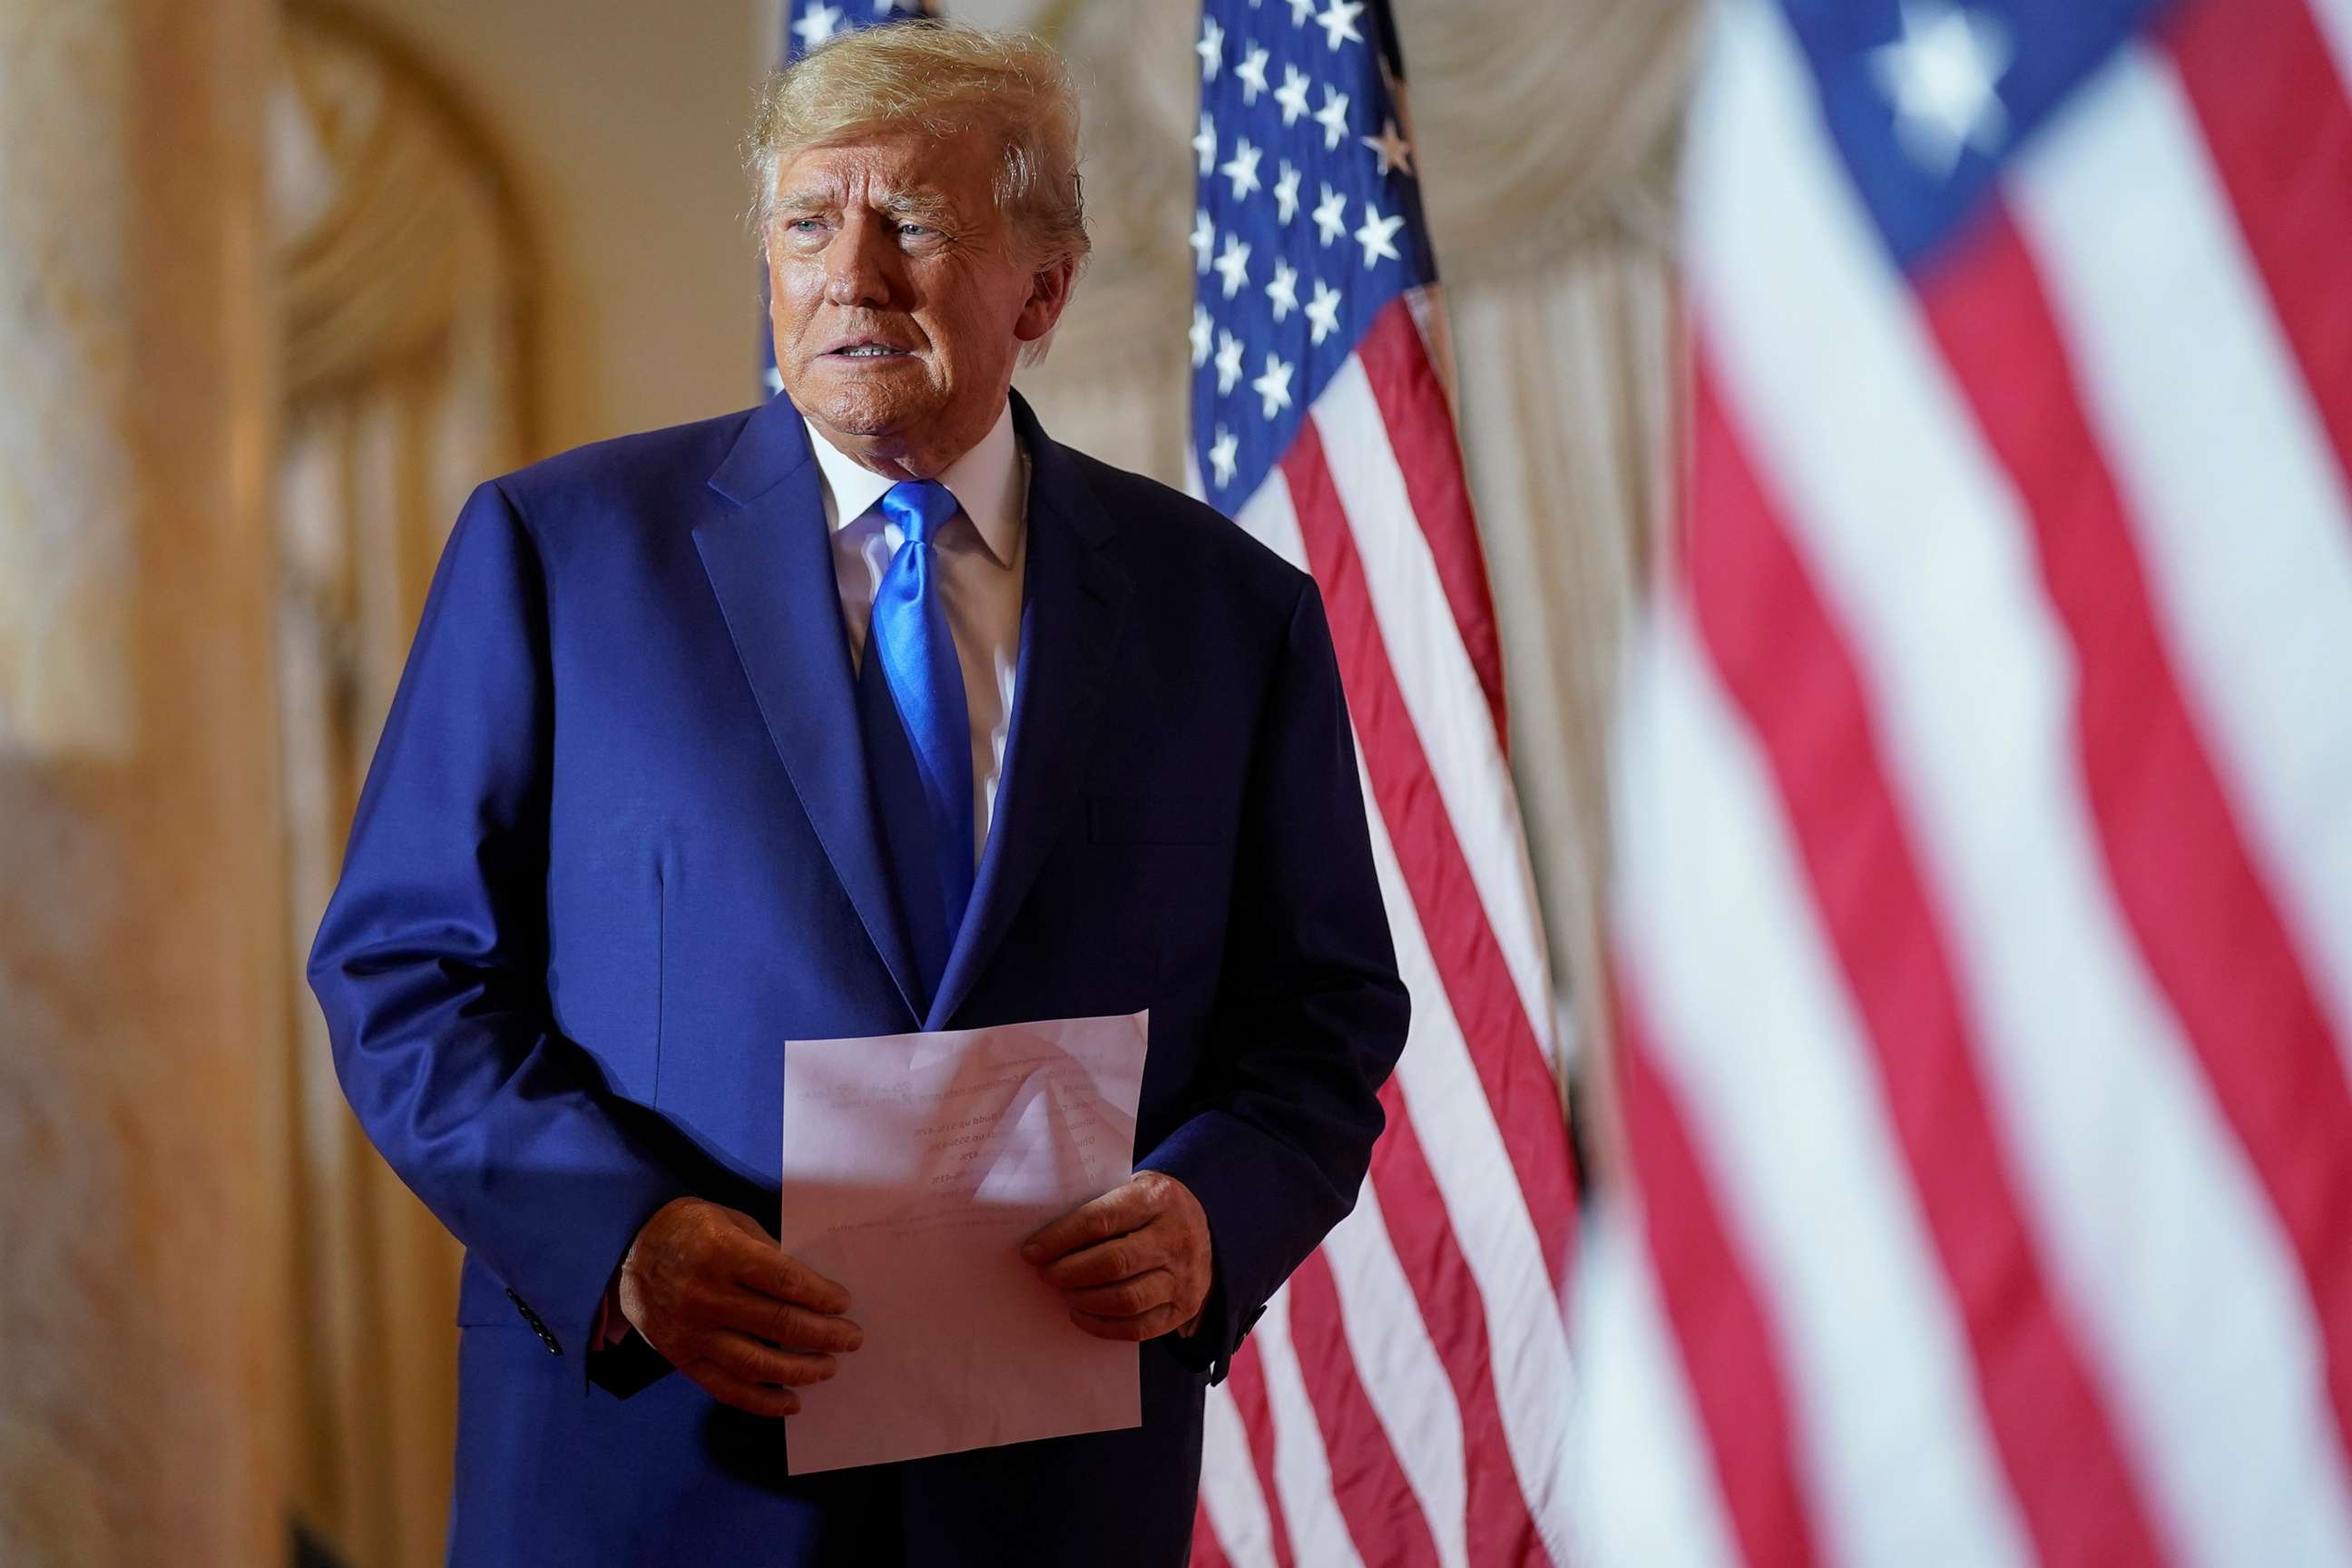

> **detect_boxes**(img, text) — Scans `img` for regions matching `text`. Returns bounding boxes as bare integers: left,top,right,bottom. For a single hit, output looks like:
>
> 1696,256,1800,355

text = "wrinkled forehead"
770,124,996,214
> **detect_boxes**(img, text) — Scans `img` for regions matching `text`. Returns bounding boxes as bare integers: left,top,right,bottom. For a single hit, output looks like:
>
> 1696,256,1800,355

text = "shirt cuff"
592,1277,632,1350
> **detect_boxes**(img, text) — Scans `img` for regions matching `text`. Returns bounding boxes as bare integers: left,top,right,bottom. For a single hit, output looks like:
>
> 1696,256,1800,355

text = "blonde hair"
743,21,1090,275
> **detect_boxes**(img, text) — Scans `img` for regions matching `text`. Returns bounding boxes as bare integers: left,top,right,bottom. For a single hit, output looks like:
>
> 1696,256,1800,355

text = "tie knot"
879,479,959,546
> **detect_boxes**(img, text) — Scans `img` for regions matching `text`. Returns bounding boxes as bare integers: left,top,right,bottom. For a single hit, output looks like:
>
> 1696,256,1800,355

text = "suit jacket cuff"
1137,1112,1333,1383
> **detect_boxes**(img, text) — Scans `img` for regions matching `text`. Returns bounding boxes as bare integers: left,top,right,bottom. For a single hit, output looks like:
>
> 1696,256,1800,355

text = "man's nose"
823,211,898,309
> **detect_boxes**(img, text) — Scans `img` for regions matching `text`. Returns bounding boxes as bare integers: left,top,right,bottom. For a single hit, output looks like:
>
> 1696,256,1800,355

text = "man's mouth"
825,340,915,359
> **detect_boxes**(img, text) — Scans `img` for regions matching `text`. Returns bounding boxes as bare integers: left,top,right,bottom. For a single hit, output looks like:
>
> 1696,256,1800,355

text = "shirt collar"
799,401,1024,568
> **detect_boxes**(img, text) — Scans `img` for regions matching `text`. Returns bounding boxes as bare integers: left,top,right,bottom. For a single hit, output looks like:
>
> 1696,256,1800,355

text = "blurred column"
0,0,288,1564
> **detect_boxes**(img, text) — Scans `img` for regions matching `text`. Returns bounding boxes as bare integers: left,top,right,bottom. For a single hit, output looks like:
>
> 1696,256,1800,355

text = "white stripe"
2309,0,2352,108
1255,1286,1368,1568
1616,603,2034,1568
1308,369,1560,1075
1322,1190,1472,1568
2011,44,2352,1078
1567,1207,1743,1568
1690,5,2352,1560
1358,749,1576,1567
1200,1385,1281,1568
1236,470,1310,573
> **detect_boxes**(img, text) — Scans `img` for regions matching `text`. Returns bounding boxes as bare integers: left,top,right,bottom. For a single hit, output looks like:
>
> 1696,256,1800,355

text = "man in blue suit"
309,20,1407,1566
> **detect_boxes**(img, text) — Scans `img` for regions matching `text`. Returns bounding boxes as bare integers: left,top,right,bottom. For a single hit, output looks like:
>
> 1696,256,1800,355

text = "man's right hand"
617,1196,862,1417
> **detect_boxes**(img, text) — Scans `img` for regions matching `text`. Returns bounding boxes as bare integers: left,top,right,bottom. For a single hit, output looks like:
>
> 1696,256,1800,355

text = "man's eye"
897,223,936,238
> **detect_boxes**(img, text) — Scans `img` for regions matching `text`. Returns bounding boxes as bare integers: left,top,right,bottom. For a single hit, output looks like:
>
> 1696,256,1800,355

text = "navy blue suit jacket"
308,388,1408,1566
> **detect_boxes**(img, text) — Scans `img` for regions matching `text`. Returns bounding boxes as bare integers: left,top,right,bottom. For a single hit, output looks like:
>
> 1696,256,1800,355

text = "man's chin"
786,382,934,442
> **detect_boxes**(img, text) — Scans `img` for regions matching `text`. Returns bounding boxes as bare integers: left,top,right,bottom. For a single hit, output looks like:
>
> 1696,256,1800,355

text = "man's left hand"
1021,1171,1212,1342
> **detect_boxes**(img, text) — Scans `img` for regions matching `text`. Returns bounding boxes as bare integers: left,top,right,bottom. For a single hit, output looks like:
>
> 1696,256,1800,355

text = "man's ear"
1014,256,1079,346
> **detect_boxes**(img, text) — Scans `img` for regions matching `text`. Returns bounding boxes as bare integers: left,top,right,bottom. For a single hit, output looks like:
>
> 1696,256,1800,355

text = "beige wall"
341,0,775,455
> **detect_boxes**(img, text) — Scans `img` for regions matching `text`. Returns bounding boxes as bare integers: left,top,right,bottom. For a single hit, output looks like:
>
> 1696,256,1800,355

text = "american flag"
1185,3,1581,1565
763,0,936,397
1587,1,2352,1564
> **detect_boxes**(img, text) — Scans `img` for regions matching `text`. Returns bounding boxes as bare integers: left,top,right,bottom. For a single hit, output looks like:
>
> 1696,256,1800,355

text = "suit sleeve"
1135,576,1411,1382
307,480,690,1394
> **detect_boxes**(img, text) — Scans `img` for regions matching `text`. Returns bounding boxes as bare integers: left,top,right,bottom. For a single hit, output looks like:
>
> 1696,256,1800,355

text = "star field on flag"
1186,0,1436,507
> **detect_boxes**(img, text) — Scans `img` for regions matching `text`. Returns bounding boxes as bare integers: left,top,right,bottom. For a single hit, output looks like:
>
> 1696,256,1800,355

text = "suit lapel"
927,395,1132,1029
696,395,926,1024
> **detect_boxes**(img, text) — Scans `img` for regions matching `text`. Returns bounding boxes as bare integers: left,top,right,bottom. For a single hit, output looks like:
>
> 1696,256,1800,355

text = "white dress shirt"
803,404,1027,868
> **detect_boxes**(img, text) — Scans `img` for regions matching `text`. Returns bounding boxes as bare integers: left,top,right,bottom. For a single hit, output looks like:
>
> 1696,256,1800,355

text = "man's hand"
617,1196,862,1417
1021,1171,1213,1342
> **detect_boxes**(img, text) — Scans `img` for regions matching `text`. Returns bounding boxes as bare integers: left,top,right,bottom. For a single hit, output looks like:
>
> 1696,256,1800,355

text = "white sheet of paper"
777,1009,1149,1474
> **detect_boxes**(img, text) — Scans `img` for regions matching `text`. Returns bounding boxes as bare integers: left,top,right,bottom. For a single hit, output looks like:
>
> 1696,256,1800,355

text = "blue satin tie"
861,479,975,993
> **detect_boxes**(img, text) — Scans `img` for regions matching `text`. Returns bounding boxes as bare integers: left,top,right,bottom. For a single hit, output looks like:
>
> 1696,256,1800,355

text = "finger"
1063,1268,1176,1318
701,1328,841,1387
1068,1301,1187,1342
1022,1179,1157,1264
1040,1234,1161,1289
728,1240,853,1315
678,1359,802,1418
704,1287,866,1354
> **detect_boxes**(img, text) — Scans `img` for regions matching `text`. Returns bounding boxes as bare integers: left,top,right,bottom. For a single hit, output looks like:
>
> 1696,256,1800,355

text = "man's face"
765,126,1073,473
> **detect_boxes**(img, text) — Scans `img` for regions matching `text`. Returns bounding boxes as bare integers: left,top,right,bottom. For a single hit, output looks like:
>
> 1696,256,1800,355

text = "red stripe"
1918,207,2352,1466
1191,1500,1234,1568
1281,416,1580,1293
1354,299,1511,749
1364,1083,1547,1566
2164,0,2352,497
1612,969,1820,1568
1284,1249,1446,1568
1688,354,2173,1566
1225,1341,1300,1568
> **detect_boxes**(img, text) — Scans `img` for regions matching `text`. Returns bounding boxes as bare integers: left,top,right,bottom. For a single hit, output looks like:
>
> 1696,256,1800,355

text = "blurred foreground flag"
1587,1,2352,1564
1182,1,1582,1565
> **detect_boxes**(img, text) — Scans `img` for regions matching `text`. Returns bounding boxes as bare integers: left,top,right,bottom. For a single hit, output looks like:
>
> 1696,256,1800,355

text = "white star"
1220,137,1264,201
1287,0,1316,24
1362,118,1414,178
1215,329,1245,395
1190,303,1214,368
1272,160,1302,224
1191,113,1218,177
1316,0,1366,51
1304,279,1343,345
791,1,841,50
1266,259,1299,321
1273,65,1312,127
1869,2,2013,176
1208,424,1240,489
1213,232,1253,299
1311,183,1348,246
1251,352,1296,419
1314,86,1351,152
1354,201,1405,268
1237,44,1271,104
1197,16,1225,82
1190,208,1217,273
